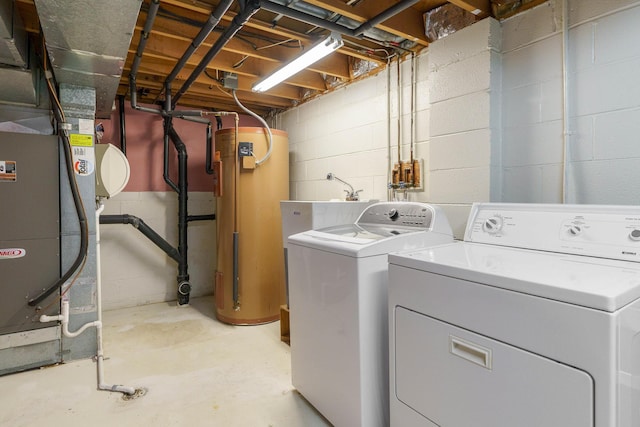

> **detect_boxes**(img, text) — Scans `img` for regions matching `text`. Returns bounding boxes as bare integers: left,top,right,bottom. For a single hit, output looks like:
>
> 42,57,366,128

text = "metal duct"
0,0,40,107
0,67,38,105
33,0,142,118
0,0,28,67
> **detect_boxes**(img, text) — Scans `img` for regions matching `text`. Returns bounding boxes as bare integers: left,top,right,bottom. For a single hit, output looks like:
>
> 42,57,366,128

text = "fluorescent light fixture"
252,33,343,93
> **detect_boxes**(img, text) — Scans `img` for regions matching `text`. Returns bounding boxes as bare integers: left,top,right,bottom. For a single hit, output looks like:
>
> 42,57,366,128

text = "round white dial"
568,224,583,236
629,229,640,241
483,216,503,234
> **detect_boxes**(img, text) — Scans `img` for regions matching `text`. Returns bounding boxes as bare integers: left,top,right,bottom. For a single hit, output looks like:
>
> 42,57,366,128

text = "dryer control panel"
465,203,640,262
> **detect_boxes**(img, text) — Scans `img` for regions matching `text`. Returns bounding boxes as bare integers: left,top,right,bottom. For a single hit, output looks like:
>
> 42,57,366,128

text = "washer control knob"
629,229,640,241
568,225,583,236
483,216,503,234
388,209,399,221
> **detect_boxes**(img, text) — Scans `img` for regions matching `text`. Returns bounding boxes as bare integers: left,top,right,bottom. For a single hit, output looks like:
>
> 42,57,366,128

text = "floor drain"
122,388,147,401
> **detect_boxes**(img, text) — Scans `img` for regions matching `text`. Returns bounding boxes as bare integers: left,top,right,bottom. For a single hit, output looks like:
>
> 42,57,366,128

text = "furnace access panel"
0,132,60,335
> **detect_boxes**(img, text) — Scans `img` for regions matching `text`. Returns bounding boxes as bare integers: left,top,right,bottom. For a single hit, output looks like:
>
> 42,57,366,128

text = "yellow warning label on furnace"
70,133,93,147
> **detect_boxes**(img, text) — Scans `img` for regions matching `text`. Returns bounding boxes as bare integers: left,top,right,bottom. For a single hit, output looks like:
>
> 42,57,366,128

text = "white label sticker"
78,118,94,135
72,146,96,176
0,248,26,259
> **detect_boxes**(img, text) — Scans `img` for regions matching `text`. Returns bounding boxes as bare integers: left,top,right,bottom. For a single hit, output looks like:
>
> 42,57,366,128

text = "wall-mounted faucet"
326,173,362,201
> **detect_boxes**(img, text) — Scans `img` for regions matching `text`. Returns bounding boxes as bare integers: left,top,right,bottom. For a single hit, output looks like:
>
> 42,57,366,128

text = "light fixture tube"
252,33,343,93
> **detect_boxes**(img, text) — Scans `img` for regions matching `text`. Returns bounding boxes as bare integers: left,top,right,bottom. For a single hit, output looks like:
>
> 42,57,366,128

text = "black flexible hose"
29,126,88,307
118,95,127,156
28,44,90,307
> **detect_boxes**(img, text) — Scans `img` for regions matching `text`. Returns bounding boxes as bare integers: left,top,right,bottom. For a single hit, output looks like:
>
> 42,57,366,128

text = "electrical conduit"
561,0,570,203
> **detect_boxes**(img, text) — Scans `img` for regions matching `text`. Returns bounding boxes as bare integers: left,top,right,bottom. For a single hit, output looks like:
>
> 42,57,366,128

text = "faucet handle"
345,189,363,201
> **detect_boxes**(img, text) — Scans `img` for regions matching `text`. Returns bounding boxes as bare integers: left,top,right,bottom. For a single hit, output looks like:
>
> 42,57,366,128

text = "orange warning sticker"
0,160,16,182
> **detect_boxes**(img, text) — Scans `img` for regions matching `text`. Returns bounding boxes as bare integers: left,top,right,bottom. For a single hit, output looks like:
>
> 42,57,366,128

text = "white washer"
388,203,640,427
280,200,375,304
288,202,453,427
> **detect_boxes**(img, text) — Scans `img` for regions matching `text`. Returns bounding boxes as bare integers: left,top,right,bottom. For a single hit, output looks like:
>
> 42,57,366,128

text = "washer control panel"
358,202,434,228
465,203,640,262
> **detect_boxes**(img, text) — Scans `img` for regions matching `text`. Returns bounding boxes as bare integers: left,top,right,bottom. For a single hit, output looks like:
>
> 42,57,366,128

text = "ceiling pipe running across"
260,1,349,35
130,0,162,115
260,0,422,40
352,0,422,36
267,0,404,44
164,0,235,89
172,0,262,108
134,0,420,113
129,0,229,119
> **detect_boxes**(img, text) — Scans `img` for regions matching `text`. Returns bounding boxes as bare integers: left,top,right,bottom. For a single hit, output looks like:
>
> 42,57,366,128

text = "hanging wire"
232,90,273,165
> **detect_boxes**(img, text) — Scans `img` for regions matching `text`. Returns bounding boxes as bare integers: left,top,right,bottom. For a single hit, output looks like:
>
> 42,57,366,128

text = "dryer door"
394,307,594,426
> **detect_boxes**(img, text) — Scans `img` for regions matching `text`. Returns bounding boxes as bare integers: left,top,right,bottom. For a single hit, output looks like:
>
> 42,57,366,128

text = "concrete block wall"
100,192,216,311
502,0,640,204
501,2,565,203
274,18,501,237
274,72,391,202
567,0,640,204
272,46,452,205
428,18,502,207
275,0,640,236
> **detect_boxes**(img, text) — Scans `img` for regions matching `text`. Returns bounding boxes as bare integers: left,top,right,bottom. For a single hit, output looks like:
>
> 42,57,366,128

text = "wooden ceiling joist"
18,0,536,116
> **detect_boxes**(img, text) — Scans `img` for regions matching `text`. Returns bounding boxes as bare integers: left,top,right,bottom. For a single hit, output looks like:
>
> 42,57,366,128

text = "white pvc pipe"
39,313,63,323
61,300,100,338
39,300,98,338
95,201,136,395
561,0,570,203
40,202,136,396
387,57,392,201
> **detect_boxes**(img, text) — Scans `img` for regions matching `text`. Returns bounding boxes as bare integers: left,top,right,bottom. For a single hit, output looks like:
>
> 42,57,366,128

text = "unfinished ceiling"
14,0,547,118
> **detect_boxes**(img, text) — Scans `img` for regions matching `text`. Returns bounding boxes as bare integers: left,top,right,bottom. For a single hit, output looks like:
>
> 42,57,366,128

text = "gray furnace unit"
0,131,61,374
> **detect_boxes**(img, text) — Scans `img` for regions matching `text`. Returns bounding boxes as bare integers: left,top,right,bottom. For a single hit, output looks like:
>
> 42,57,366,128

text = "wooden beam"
15,0,40,33
124,54,303,101
128,36,330,91
126,72,294,109
141,4,387,65
305,0,430,46
447,0,491,18
134,14,353,79
120,86,277,115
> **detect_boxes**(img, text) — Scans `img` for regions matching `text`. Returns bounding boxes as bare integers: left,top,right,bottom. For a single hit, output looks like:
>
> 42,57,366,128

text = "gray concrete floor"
0,297,331,427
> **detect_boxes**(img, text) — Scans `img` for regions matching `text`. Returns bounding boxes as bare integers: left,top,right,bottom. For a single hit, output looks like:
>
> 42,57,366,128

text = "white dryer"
388,203,640,427
288,202,453,427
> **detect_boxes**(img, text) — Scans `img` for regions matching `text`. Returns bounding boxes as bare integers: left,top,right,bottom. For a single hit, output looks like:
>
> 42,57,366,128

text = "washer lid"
308,223,419,241
288,226,452,258
389,242,640,312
